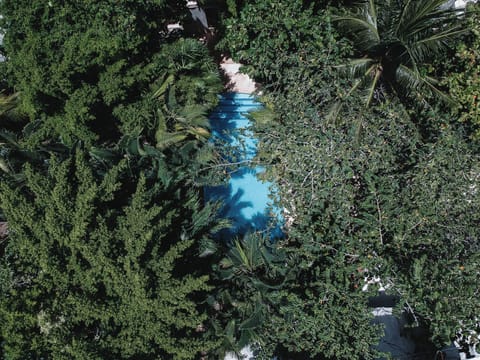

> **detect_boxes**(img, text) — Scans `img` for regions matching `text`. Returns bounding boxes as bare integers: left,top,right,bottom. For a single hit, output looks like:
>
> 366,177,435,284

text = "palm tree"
150,38,222,149
330,0,467,120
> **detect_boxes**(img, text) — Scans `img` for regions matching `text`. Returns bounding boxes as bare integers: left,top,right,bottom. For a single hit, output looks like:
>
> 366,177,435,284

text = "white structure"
166,23,183,33
225,346,255,360
455,0,478,8
220,58,257,94
186,0,209,30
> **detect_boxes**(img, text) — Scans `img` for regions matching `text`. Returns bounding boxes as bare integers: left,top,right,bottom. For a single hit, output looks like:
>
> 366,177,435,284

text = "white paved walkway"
220,57,258,94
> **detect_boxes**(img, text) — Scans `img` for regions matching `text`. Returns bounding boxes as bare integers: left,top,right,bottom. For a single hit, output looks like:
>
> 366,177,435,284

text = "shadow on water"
205,93,283,241
209,96,258,160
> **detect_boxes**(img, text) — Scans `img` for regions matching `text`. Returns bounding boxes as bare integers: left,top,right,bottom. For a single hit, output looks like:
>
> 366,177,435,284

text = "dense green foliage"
219,0,480,358
0,1,227,358
218,3,383,358
444,3,480,139
218,0,339,87
0,0,220,145
253,99,480,353
1,0,479,358
0,149,221,359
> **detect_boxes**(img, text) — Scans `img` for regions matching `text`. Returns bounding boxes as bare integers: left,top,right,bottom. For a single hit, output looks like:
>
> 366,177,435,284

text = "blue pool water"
205,93,282,240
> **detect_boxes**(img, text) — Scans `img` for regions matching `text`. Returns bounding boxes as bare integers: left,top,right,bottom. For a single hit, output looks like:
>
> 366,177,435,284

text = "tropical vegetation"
219,0,480,358
332,0,465,110
0,0,479,359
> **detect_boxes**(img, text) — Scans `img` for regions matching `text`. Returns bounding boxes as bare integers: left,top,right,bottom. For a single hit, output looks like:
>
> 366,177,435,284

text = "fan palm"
330,0,467,119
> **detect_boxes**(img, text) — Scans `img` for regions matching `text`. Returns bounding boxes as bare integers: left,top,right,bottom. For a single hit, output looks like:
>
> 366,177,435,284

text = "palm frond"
176,104,209,127
334,3,380,52
0,130,20,148
395,0,453,38
186,126,210,140
344,63,379,103
368,0,377,27
394,0,414,36
151,73,175,100
395,64,426,94
408,26,467,64
0,157,9,173
155,132,188,150
326,73,371,123
395,64,453,104
325,101,344,124
0,92,20,117
365,66,382,107
335,58,377,79
198,236,221,258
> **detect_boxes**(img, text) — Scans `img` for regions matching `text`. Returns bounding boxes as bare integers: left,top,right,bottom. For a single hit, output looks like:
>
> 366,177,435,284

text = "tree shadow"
205,177,282,241
209,94,259,140
206,93,283,241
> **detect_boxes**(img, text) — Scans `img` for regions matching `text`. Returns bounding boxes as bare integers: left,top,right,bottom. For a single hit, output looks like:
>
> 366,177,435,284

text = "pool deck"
220,57,258,94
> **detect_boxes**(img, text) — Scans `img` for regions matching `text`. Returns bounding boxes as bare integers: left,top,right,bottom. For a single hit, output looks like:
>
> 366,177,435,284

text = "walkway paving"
220,57,258,94
0,222,7,238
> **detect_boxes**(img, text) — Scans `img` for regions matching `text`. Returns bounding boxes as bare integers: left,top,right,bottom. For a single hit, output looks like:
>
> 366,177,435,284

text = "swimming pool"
205,92,282,240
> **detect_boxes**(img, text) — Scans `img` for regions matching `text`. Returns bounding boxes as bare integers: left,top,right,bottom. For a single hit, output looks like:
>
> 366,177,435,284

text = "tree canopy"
329,0,467,121
0,148,224,359
0,0,214,145
443,2,480,140
0,1,226,358
1,0,480,359
218,0,480,358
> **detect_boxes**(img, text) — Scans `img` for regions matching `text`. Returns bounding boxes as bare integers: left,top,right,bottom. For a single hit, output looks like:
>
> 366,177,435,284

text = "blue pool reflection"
205,93,283,240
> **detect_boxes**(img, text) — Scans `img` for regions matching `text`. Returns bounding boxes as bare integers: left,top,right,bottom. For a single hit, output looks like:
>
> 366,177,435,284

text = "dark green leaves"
0,148,222,359
332,0,465,115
